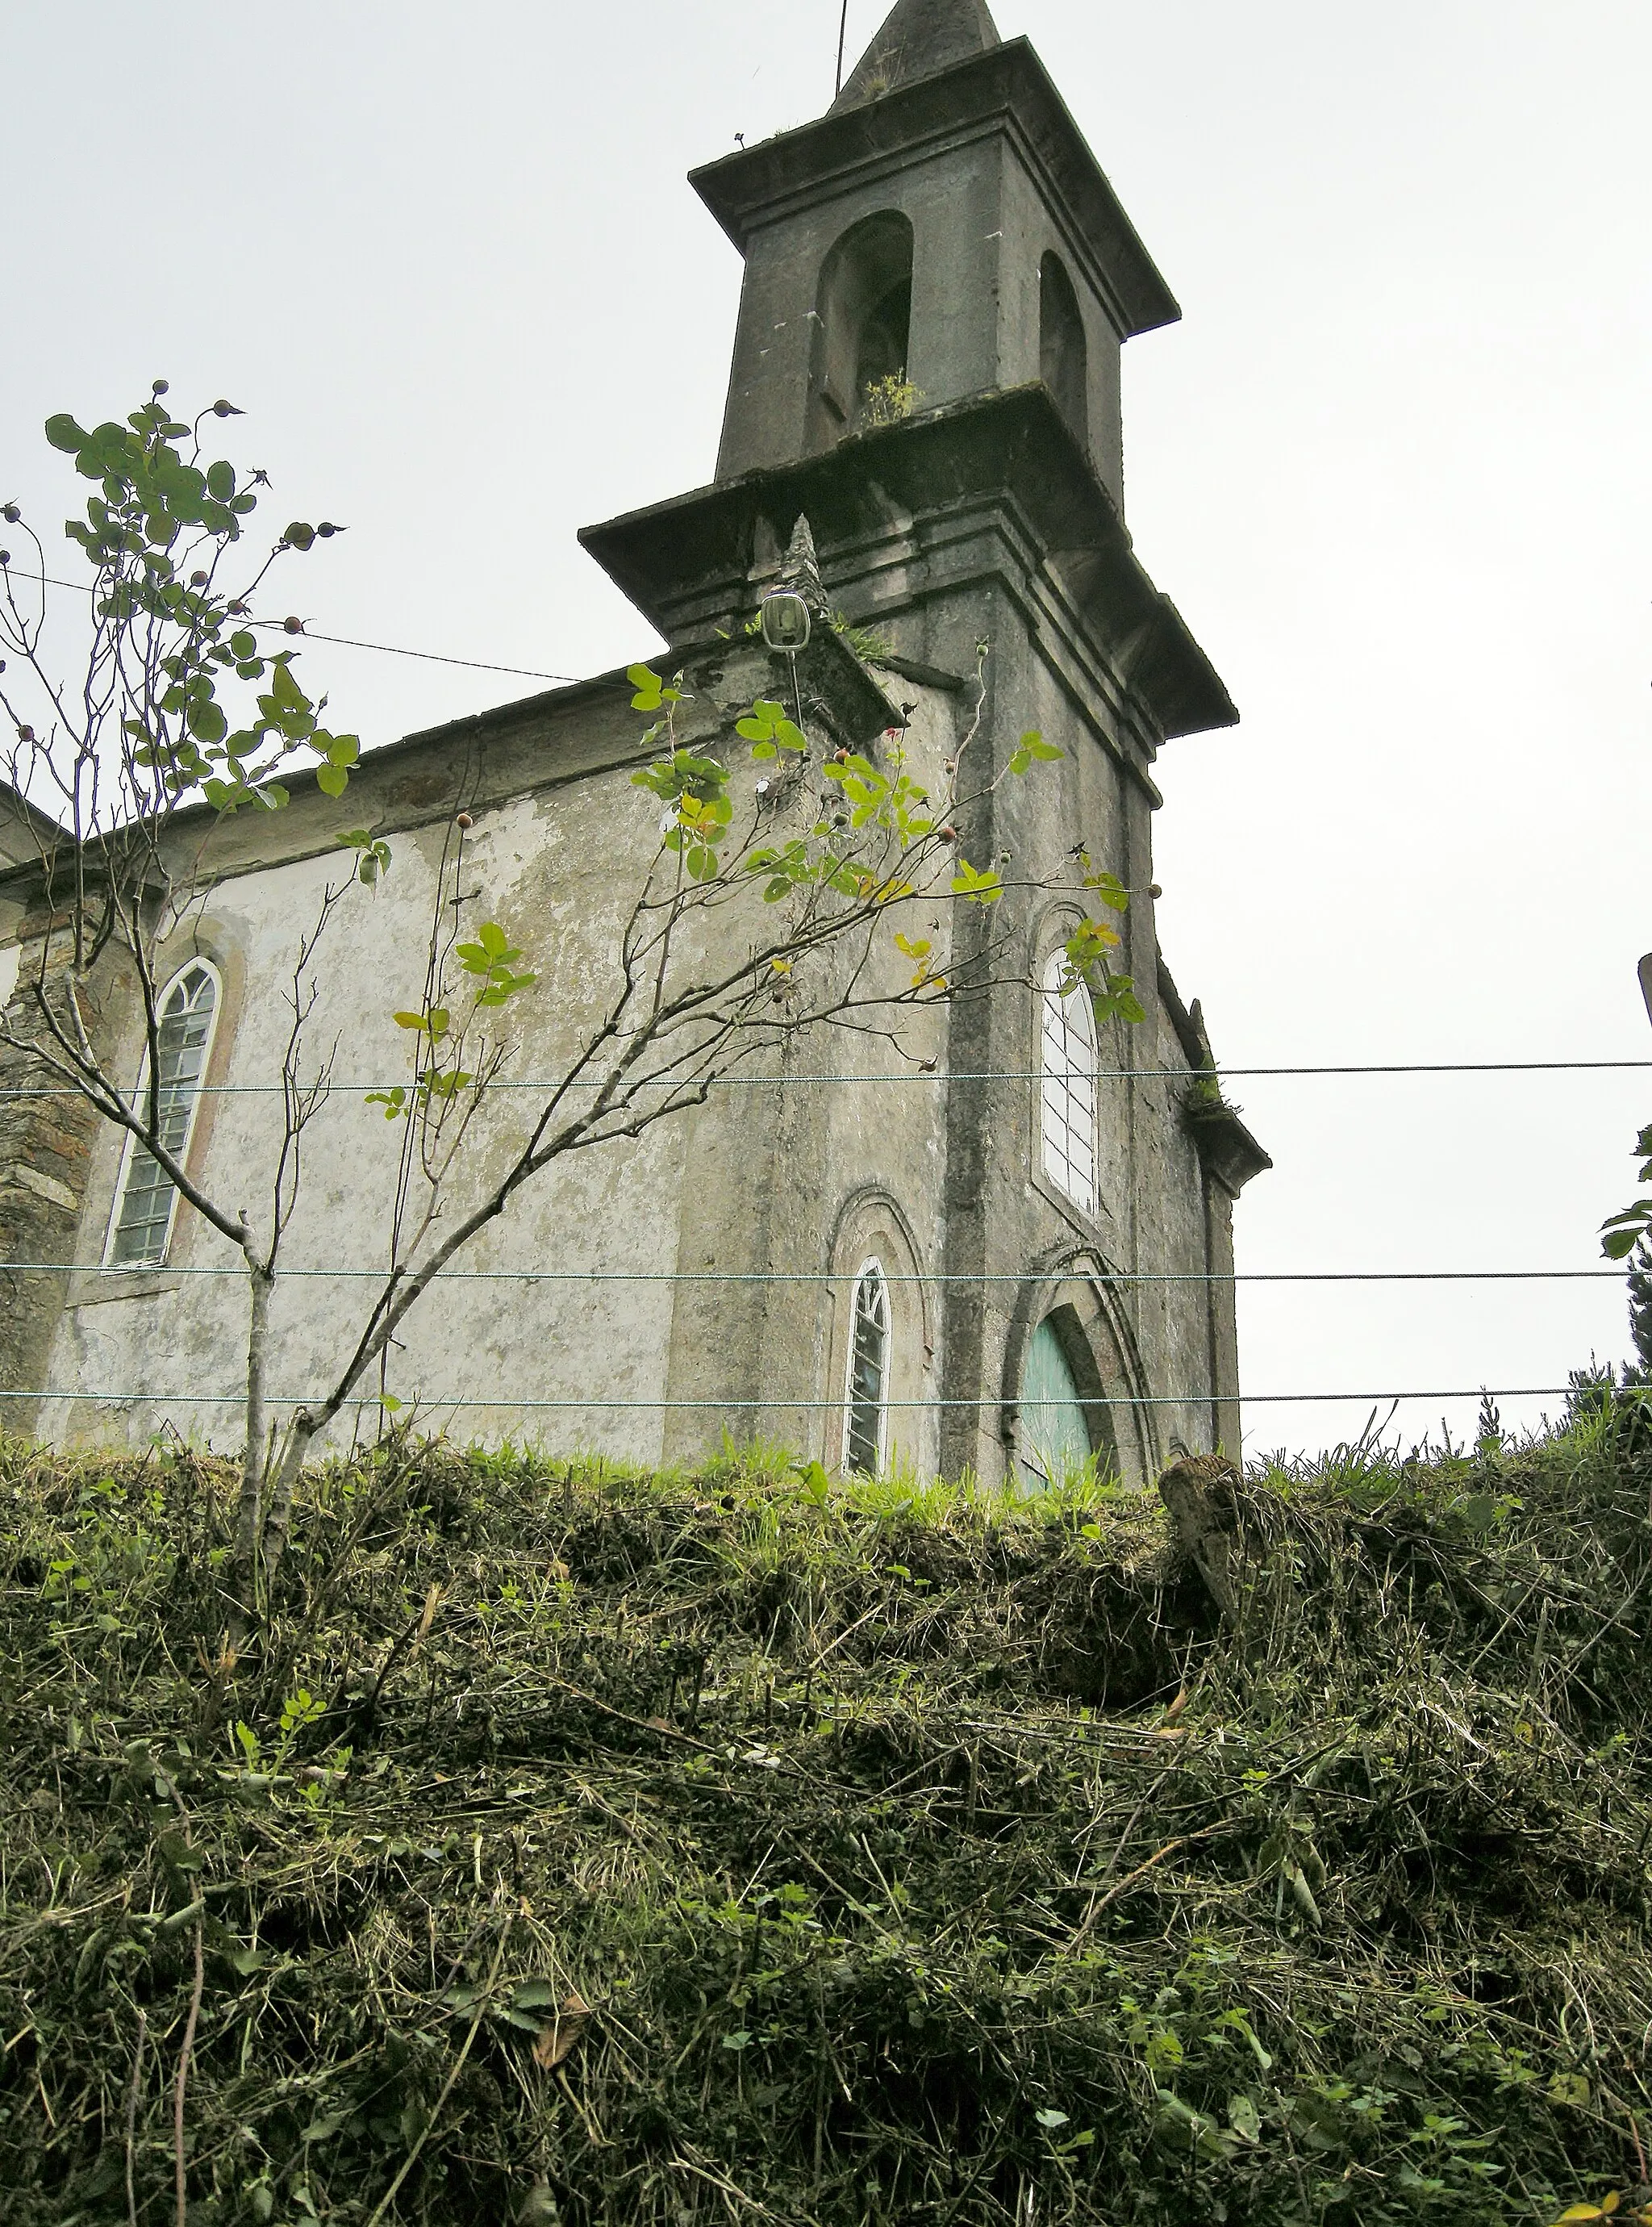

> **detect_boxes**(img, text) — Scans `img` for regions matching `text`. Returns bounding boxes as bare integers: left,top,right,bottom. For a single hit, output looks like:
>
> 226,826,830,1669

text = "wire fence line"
2,1060,1649,1102
0,1386,1602,1412
2,568,590,687
0,1262,1628,1285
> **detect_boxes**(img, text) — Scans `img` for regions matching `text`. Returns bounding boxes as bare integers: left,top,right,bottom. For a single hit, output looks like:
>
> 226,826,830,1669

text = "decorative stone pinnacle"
778,516,830,616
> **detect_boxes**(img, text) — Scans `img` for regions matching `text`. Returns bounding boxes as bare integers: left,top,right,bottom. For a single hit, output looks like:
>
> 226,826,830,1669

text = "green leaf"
316,763,349,797
736,700,806,752
229,629,257,659
1228,2095,1262,2143
44,413,90,453
206,459,236,500
186,698,227,745
628,663,682,712
949,859,1003,905
1009,731,1062,775
269,659,307,713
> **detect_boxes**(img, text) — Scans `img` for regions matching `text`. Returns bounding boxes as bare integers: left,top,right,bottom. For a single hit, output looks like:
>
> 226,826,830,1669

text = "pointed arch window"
844,1258,891,1475
1041,950,1097,1215
105,961,219,1268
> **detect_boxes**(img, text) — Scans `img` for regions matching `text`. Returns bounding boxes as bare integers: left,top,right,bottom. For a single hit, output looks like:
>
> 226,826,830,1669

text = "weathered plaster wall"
674,682,959,1477
34,771,695,1461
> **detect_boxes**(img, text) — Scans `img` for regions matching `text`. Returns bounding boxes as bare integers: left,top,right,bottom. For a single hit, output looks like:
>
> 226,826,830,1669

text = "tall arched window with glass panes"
844,1259,891,1476
1040,951,1097,1215
104,961,219,1268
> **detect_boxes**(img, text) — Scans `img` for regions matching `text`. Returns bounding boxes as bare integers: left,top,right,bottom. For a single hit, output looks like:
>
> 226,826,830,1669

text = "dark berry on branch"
2,504,19,524
937,826,956,842
212,400,241,417
456,813,473,829
152,378,169,395
282,616,304,635
190,570,209,587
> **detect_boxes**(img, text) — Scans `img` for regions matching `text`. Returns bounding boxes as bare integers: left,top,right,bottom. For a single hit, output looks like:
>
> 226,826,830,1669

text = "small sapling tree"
0,391,1141,1629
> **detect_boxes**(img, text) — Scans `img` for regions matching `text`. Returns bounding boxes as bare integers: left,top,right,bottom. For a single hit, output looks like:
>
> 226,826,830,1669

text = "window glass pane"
1041,953,1096,1212
845,1262,890,1475
109,965,215,1268
1020,1318,1093,1491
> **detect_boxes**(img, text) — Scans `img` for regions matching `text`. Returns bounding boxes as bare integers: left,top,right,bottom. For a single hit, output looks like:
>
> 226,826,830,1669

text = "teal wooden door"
1020,1318,1093,1490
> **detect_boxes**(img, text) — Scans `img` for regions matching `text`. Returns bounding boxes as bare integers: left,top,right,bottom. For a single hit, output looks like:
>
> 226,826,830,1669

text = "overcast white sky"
5,2,1650,1458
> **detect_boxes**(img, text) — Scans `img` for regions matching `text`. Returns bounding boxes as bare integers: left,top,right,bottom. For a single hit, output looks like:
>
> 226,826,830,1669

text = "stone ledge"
1,1164,80,1213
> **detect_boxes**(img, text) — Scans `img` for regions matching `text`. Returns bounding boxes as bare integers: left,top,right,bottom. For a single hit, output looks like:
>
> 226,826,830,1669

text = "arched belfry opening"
1039,251,1088,449
805,211,915,453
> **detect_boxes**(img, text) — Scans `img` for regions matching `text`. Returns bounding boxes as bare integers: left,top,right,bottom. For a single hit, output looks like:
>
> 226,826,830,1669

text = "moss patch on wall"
1,1416,1649,2223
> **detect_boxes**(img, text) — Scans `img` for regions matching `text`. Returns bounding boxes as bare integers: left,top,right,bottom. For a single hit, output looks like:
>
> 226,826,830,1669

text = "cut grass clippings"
1,1406,1650,2225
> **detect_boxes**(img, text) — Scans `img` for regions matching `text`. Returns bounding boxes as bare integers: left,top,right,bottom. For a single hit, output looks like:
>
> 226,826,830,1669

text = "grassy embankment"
2,1410,1650,2225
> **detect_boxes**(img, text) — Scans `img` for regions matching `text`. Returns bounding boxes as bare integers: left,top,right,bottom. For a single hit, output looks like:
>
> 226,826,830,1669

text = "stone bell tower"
703,0,1174,511
581,0,1267,1484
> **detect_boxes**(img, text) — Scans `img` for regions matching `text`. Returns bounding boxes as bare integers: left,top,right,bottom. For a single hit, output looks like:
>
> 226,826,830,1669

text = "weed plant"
1,1406,1650,2224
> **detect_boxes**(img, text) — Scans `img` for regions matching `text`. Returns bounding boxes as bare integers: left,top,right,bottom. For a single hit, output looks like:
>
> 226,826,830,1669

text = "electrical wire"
0,1263,1626,1284
1,567,590,687
2,1059,1648,1101
0,1387,1604,1410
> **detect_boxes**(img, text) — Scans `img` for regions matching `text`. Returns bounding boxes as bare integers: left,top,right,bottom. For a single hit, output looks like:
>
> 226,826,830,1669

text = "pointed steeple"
830,0,1000,114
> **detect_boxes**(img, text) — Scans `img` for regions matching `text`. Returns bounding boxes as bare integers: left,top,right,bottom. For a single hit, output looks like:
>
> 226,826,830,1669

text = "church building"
0,0,1268,1487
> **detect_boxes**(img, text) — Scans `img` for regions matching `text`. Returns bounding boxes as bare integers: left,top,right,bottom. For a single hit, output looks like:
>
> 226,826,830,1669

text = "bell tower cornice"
691,39,1179,348
578,384,1237,751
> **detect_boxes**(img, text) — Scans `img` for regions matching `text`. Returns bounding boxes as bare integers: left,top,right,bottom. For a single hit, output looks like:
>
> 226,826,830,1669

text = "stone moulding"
691,37,1179,345
579,383,1237,746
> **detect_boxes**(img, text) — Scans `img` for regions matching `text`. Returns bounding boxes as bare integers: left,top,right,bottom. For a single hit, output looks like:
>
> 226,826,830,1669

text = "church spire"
830,0,1000,114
